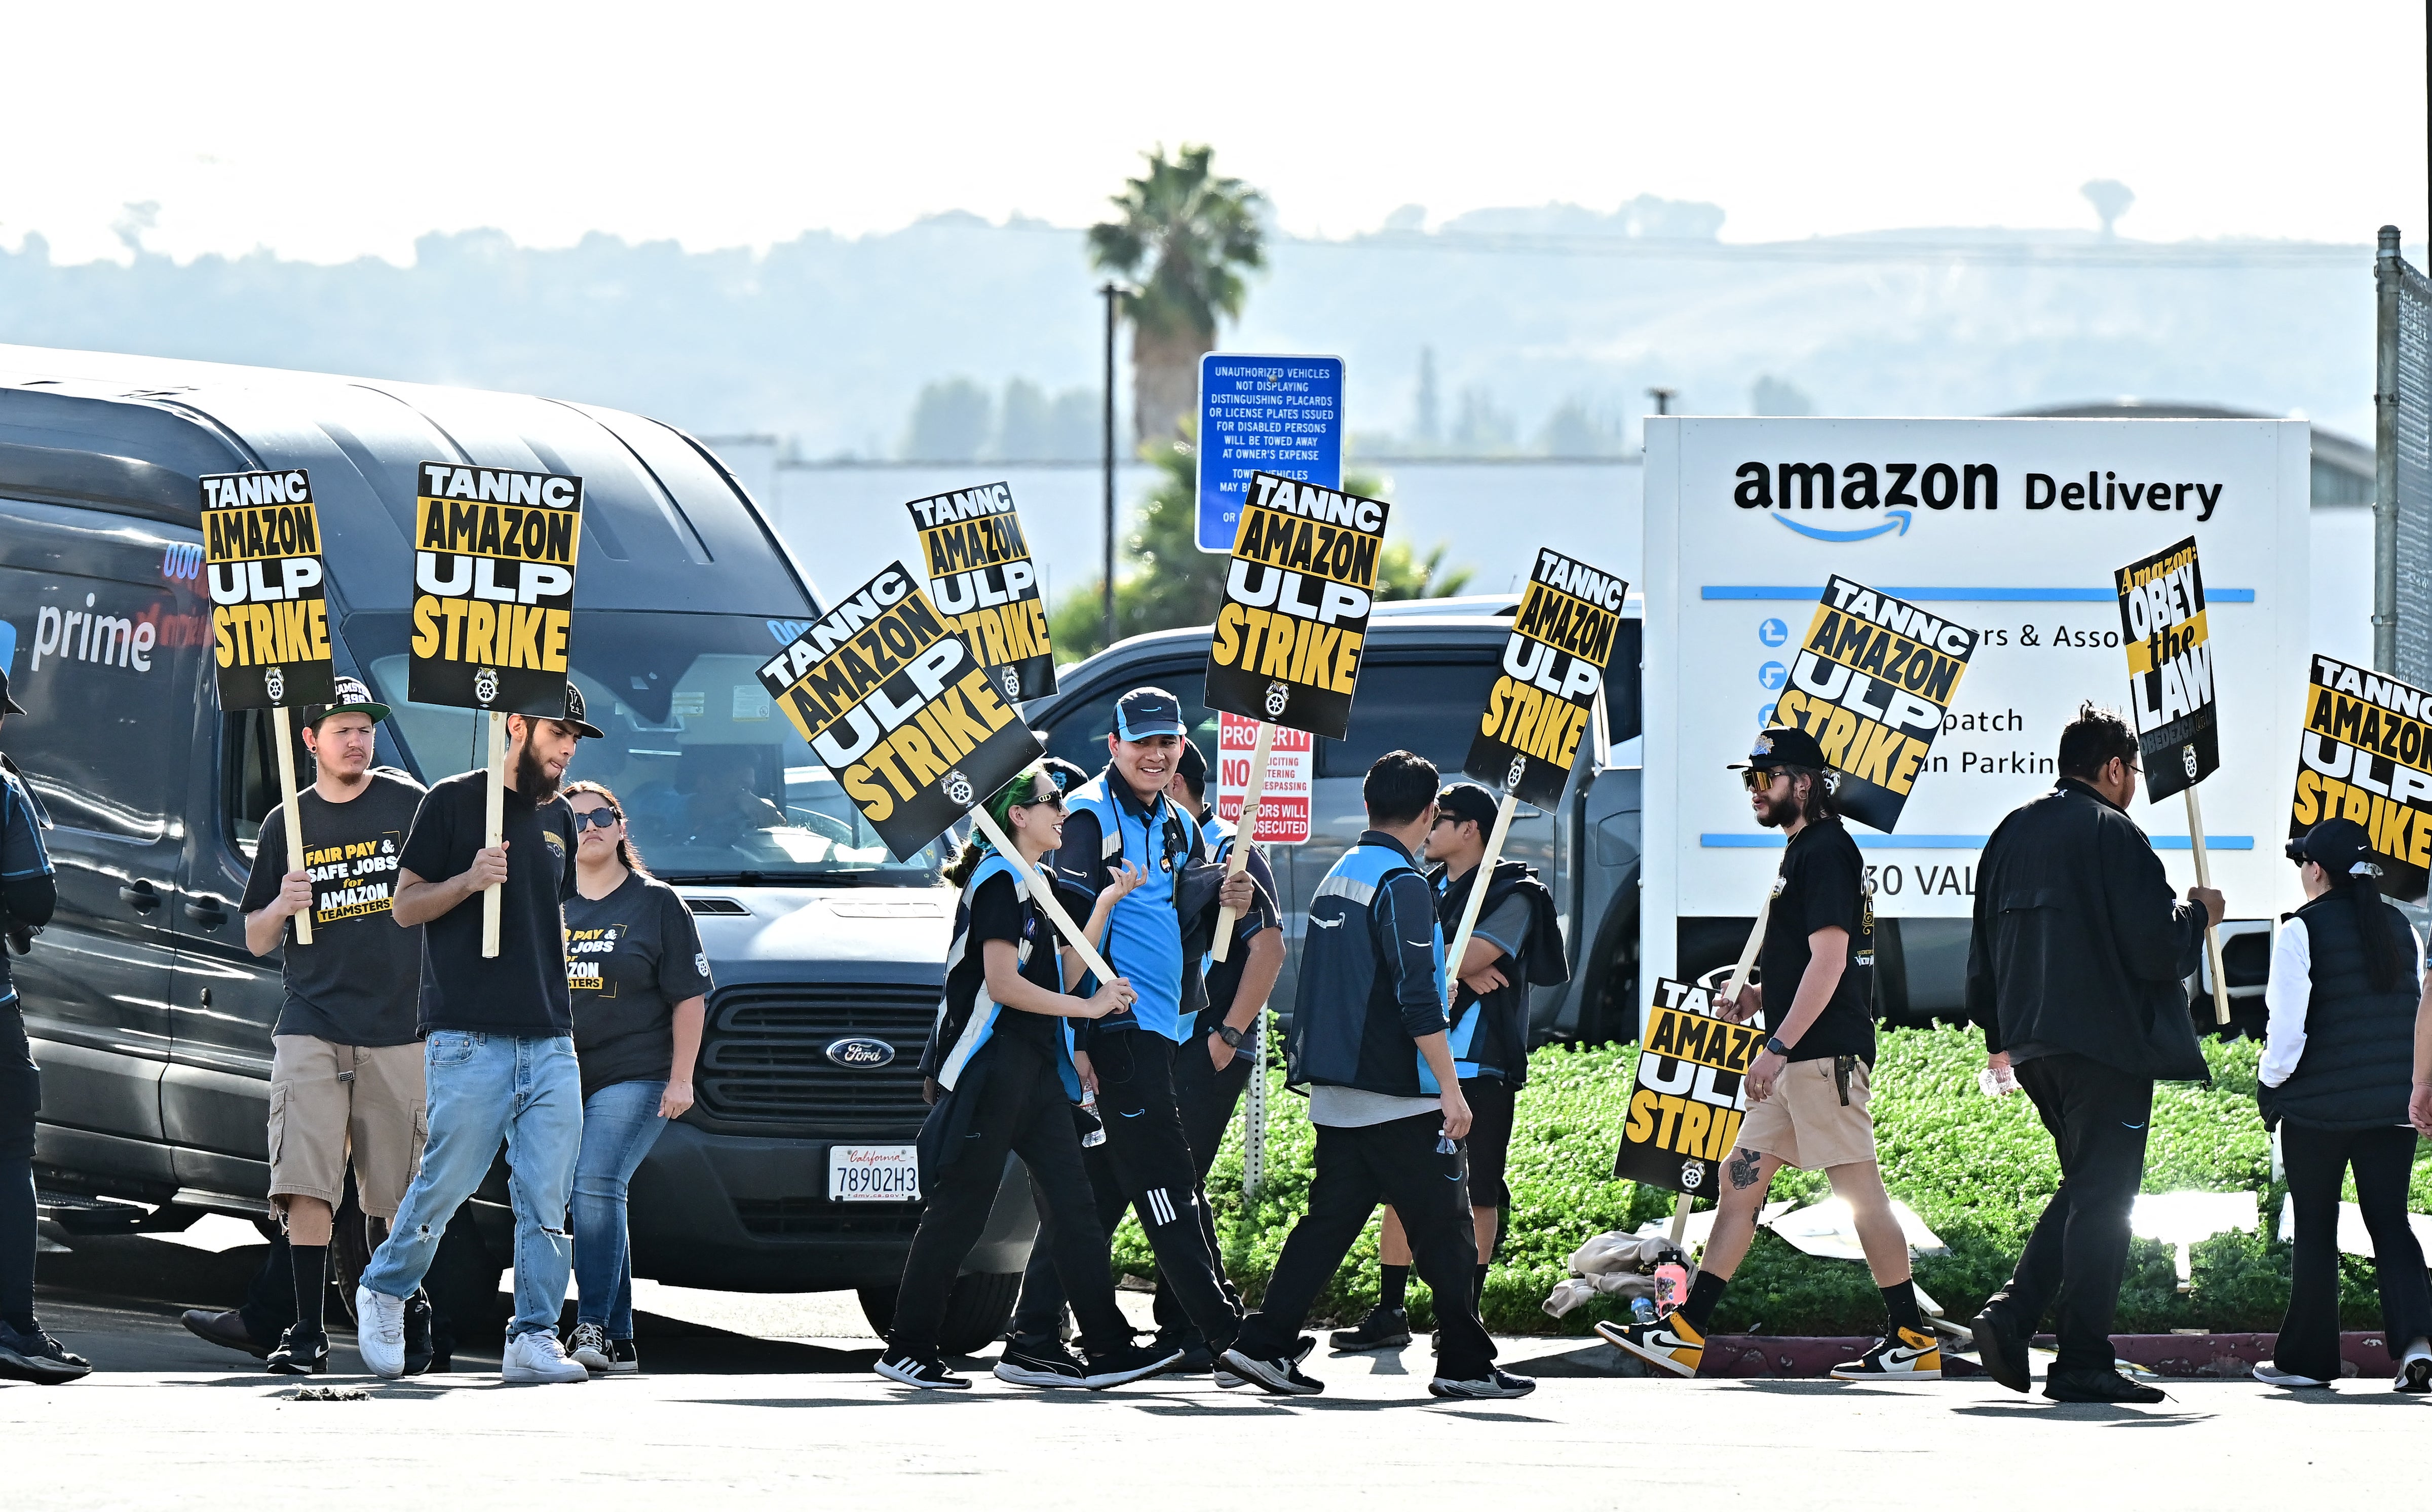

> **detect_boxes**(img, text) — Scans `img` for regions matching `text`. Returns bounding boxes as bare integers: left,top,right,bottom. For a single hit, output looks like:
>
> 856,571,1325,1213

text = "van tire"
858,1270,1025,1355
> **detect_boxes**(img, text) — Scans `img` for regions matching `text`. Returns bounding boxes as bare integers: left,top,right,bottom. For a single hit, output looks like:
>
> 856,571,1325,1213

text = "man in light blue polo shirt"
997,688,1256,1384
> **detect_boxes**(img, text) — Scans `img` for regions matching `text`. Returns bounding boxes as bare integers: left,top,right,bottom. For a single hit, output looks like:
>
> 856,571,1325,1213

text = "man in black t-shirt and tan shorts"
1597,725,1940,1382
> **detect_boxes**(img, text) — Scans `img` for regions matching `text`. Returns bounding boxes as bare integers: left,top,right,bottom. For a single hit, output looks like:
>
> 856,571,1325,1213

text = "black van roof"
0,344,817,618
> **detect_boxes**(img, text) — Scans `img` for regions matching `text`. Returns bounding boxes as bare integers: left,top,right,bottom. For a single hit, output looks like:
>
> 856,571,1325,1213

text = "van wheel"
858,1271,1024,1355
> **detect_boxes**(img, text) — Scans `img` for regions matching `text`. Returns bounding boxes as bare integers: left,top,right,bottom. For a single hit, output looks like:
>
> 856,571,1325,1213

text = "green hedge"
1105,1025,2432,1335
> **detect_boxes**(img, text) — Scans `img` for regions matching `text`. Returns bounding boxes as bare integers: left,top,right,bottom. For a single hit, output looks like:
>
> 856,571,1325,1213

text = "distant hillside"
0,202,2384,457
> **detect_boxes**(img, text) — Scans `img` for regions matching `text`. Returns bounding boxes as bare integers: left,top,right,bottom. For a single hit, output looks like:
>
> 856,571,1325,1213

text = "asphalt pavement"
10,1232,2427,1509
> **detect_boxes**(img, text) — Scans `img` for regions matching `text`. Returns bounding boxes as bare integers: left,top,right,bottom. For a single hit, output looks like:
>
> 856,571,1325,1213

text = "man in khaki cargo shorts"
1597,725,1939,1382
238,678,433,1374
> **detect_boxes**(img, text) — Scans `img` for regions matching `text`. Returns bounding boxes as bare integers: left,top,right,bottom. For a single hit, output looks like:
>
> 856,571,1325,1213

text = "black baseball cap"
305,674,390,729
1730,724,1829,773
1175,737,1208,796
558,683,604,740
0,668,20,715
1436,780,1499,829
1040,755,1092,796
1113,687,1187,741
2287,817,2375,876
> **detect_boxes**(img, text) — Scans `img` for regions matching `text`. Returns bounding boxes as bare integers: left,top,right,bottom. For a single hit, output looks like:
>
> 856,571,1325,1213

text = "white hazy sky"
4,0,2424,265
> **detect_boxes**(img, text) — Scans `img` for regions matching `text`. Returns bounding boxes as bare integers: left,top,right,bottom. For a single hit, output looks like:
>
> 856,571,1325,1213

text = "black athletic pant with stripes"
892,1033,1134,1358
1008,1028,1242,1352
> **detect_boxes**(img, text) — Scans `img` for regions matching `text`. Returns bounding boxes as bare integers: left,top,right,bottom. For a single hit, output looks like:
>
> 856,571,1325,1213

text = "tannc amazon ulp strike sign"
1641,417,2310,1003
408,463,582,715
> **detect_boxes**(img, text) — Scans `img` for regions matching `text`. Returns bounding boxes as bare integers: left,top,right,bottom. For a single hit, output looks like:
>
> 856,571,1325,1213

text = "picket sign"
268,706,313,946
481,712,505,959
1440,790,1522,1009
1665,893,1774,1248
1207,720,1275,963
2185,786,2230,1026
966,805,1119,988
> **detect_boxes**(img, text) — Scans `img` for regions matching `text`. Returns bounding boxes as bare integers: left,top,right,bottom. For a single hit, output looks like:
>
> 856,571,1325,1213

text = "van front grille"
695,982,938,1135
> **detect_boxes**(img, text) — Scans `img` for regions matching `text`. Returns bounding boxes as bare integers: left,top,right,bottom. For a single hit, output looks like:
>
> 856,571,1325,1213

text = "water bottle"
1079,1088,1107,1149
1653,1261,1690,1313
1630,1296,1658,1326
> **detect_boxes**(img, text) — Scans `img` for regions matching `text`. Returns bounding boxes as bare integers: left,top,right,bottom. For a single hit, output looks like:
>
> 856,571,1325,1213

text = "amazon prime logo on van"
1264,680,1290,718
473,666,499,705
941,768,974,807
824,1037,897,1069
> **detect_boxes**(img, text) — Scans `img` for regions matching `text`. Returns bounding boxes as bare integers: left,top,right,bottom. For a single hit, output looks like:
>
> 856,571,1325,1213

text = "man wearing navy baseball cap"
997,687,1259,1386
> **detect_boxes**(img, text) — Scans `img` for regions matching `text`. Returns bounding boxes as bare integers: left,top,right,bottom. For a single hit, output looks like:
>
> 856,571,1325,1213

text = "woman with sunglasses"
559,780,711,1375
876,764,1179,1390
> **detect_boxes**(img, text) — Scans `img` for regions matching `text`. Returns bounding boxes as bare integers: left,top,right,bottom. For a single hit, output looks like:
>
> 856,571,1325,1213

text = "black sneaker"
993,1340,1089,1388
265,1325,329,1376
874,1348,970,1389
0,1321,93,1384
1968,1307,2030,1394
1156,1332,1215,1374
402,1291,435,1376
1217,1345,1323,1396
1428,1366,1537,1400
2043,1366,2165,1405
1328,1304,1412,1352
180,1307,274,1360
1213,1333,1315,1388
1083,1341,1185,1388
602,1339,639,1374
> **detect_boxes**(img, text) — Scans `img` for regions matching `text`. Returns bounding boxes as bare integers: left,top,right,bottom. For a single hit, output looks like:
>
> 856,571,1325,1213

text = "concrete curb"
1526,1331,2401,1380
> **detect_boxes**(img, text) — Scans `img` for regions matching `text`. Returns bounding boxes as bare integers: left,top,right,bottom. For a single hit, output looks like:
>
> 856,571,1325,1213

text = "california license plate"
828,1145,920,1202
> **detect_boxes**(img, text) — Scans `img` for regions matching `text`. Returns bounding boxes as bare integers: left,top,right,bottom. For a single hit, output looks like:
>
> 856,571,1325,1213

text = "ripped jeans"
359,1033,583,1340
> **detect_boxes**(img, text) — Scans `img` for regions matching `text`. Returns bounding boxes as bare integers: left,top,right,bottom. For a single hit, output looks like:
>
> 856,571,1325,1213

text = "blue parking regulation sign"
1196,354,1343,552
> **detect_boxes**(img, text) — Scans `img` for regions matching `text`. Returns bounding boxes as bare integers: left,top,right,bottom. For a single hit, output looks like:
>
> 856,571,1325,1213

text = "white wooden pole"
1666,896,1774,1247
481,711,505,959
272,704,312,946
967,805,1119,987
1440,790,1521,1009
2184,784,2231,1026
1209,720,1275,963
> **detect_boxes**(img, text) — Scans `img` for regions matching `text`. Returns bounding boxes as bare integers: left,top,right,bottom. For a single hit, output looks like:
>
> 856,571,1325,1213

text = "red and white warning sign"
1215,710,1313,844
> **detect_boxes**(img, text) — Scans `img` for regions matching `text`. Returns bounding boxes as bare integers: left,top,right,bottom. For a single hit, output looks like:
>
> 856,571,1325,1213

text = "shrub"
1102,1025,2429,1336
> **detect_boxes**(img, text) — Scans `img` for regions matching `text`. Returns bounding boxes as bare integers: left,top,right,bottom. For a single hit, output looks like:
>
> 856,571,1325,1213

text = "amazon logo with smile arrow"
1735,459,2000,541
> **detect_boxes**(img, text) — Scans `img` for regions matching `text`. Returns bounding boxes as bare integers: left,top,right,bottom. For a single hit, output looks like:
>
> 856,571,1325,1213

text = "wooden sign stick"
272,705,312,946
1208,720,1275,964
481,711,505,959
1667,893,1774,1247
2184,784,2231,1026
968,805,1119,987
1440,789,1521,1009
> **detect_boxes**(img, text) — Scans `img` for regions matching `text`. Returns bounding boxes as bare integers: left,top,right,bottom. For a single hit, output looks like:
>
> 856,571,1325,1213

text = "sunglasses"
1741,769,1785,793
572,807,623,832
1018,791,1067,812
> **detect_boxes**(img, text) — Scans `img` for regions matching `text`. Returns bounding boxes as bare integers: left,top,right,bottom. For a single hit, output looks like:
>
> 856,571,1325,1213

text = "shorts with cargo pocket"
1734,1054,1877,1173
268,1035,428,1218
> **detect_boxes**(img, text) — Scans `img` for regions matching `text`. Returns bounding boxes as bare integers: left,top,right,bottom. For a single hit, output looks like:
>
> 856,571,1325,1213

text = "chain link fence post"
2375,225,2432,683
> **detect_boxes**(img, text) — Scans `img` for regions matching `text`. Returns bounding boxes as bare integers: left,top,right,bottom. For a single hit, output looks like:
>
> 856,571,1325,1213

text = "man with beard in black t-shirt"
1598,726,1937,1383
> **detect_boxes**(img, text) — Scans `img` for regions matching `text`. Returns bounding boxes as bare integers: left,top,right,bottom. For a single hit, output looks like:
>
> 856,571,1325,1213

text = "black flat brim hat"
1729,724,1829,772
558,683,604,740
1435,780,1500,829
0,668,21,715
306,674,390,727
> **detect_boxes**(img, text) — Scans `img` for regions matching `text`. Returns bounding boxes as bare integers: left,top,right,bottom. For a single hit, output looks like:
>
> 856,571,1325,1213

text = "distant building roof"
1999,399,2371,507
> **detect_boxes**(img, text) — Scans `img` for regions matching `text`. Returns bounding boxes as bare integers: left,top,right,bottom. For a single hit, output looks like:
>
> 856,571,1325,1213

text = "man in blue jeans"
357,689,599,1384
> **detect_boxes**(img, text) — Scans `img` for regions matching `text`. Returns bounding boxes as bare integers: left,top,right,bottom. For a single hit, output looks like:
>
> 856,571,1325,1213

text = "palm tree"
1089,145,1266,444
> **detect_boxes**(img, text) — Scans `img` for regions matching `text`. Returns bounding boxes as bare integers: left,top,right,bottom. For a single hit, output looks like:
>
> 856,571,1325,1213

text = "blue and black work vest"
1287,833,1469,1098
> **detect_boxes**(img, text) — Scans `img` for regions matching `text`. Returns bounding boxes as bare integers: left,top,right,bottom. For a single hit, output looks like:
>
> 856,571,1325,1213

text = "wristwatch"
1216,1023,1250,1050
1765,1035,1794,1057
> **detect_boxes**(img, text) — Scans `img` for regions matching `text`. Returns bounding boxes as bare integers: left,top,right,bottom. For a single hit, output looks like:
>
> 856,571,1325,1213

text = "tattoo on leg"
1727,1148,1763,1190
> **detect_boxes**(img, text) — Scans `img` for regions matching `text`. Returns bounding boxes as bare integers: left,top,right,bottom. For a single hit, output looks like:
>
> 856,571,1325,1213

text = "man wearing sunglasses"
1598,725,1924,1384
1964,701,2221,1405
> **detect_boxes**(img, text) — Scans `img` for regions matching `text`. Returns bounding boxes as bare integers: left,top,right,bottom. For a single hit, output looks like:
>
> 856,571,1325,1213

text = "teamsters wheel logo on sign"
2183,744,2200,781
1264,680,1290,718
999,665,1021,701
941,769,974,807
473,666,499,706
1506,753,1528,790
263,665,285,704
1680,1159,1704,1190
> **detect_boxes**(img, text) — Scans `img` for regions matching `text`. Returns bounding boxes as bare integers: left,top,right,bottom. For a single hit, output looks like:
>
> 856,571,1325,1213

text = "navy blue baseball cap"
1113,687,1187,741
0,668,21,715
1730,724,1828,772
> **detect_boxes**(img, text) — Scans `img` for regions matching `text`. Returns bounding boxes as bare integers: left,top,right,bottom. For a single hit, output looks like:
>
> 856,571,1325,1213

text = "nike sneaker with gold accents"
1829,1327,1943,1380
1592,1312,1705,1377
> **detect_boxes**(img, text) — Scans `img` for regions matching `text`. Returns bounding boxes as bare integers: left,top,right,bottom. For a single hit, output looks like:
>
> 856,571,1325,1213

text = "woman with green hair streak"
876,764,1178,1391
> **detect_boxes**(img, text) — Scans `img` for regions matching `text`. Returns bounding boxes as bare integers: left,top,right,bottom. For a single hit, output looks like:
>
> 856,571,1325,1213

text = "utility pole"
1100,282,1121,650
1646,387,1676,415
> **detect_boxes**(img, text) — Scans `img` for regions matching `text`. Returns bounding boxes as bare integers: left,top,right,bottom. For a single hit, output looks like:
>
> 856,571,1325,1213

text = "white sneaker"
2393,1339,2431,1394
355,1286,406,1379
502,1330,589,1384
566,1322,614,1373
2252,1360,2329,1388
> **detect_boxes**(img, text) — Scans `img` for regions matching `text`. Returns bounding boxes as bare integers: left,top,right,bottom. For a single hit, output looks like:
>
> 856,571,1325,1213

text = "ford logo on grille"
825,1037,897,1069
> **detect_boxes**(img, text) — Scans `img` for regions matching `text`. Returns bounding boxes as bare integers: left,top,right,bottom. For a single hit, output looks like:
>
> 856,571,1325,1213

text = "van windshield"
346,611,947,884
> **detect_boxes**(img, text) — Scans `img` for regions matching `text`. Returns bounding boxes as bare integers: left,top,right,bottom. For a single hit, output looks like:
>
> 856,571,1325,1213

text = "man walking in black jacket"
1965,702,2222,1405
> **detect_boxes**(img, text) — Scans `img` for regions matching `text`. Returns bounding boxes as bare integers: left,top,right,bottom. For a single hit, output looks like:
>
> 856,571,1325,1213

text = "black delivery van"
0,346,1036,1348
